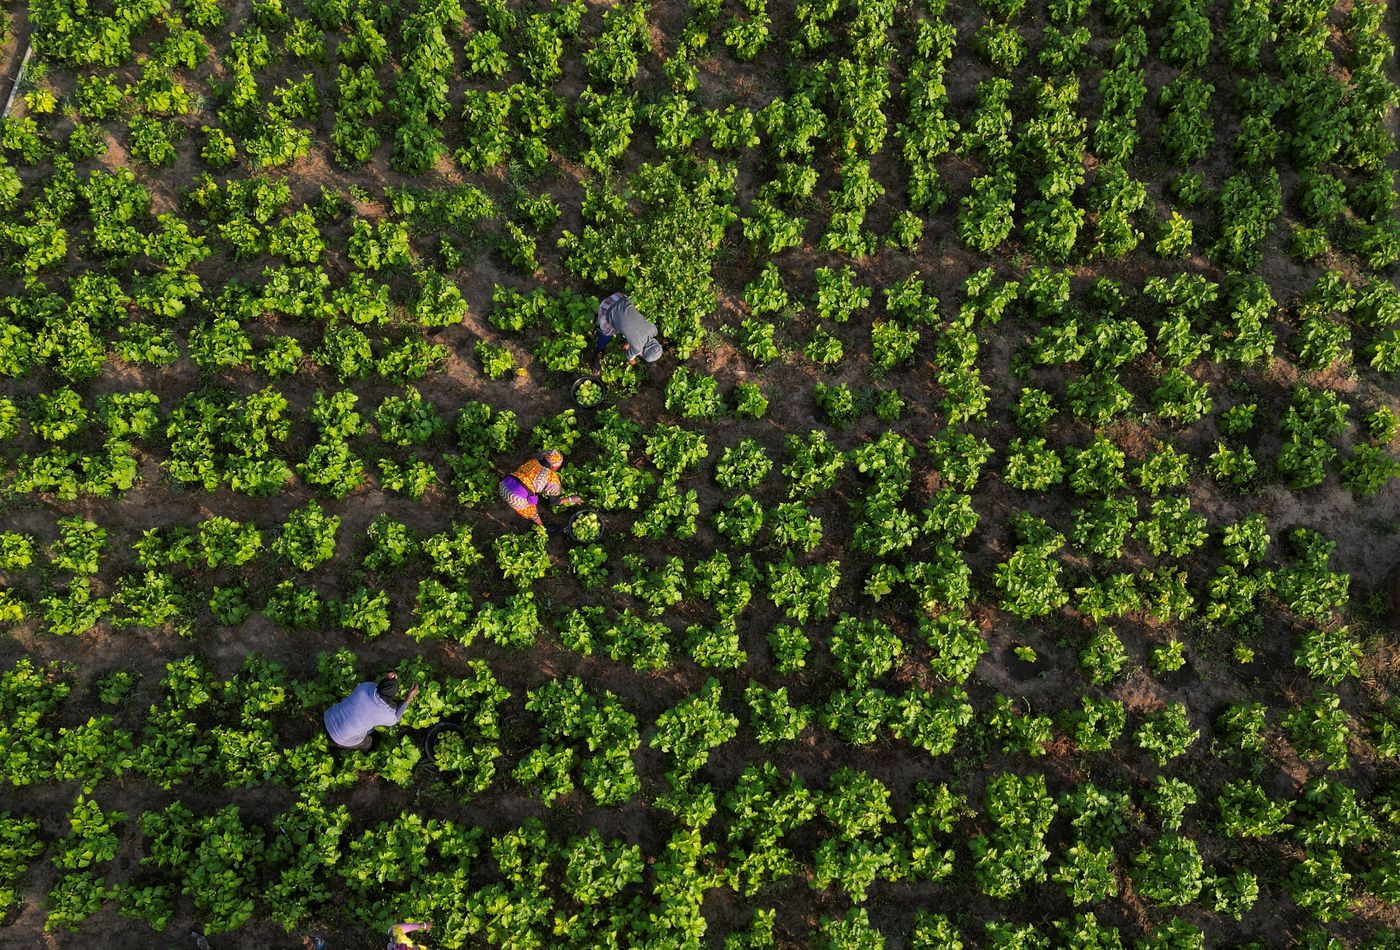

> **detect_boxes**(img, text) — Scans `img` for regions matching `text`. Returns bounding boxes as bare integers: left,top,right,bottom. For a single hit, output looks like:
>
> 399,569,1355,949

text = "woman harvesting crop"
498,449,582,530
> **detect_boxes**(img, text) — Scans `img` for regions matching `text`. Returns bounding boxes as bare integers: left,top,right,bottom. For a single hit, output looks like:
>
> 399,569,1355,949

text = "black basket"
571,375,607,408
566,508,603,543
421,721,464,776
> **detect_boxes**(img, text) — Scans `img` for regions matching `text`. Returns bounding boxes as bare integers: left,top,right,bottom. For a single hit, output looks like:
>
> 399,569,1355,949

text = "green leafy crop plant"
0,0,1396,944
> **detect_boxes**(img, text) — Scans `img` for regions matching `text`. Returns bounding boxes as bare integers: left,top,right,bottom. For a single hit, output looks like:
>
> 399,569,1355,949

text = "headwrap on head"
540,449,564,470
641,339,664,363
376,677,400,703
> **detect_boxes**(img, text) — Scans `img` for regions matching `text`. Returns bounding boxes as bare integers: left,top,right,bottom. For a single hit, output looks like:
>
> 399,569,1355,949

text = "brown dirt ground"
1,0,1399,948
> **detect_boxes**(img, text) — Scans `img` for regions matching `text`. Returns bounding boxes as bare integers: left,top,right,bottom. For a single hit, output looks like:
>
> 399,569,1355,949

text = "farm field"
0,0,1398,945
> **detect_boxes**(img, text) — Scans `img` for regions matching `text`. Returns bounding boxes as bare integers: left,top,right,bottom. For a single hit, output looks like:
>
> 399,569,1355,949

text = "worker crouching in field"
323,671,419,751
594,291,664,366
498,449,581,532
386,920,432,949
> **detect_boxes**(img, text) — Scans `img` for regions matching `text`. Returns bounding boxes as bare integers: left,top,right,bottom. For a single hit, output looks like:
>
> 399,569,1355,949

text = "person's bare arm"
396,684,419,718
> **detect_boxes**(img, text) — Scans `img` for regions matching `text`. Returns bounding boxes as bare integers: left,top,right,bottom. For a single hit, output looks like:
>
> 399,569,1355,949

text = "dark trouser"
327,728,372,751
595,329,614,352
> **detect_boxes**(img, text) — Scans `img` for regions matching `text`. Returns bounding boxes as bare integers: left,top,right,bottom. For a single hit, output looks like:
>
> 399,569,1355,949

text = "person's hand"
423,923,432,931
405,684,420,704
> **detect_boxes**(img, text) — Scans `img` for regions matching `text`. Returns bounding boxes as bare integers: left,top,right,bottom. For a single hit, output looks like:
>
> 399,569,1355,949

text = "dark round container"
421,721,464,776
571,376,607,408
566,508,604,543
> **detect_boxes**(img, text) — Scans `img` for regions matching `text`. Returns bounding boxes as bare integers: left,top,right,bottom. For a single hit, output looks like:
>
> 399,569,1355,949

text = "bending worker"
595,291,663,365
324,671,418,751
499,449,581,531
387,921,432,950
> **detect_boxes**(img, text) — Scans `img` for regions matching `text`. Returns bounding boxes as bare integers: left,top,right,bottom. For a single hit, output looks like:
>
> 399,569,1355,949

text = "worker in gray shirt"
594,292,664,366
323,671,419,751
